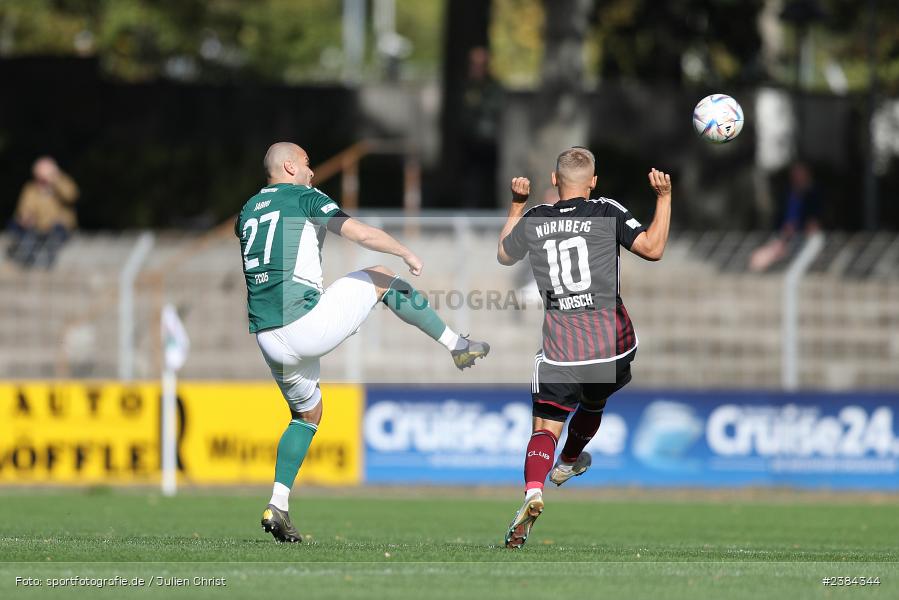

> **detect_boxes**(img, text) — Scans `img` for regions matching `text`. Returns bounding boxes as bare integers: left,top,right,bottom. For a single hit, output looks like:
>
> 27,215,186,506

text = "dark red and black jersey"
502,196,646,364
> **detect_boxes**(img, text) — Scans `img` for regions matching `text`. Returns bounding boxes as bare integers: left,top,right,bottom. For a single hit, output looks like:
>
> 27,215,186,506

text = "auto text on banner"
0,382,160,484
0,381,363,486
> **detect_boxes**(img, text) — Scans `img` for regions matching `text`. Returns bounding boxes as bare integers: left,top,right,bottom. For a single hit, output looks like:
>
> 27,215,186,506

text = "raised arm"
336,217,423,276
52,171,79,205
497,177,530,266
629,168,672,261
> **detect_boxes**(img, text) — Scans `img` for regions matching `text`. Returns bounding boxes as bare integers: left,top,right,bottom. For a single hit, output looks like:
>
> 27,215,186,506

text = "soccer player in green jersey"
239,142,489,543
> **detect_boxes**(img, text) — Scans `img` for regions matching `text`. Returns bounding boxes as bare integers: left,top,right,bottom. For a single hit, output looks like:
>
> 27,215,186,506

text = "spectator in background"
6,156,79,269
779,161,821,237
750,161,821,272
459,46,503,208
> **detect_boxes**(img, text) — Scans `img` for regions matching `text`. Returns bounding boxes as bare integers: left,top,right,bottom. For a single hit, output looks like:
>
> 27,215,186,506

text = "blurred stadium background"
1,0,898,499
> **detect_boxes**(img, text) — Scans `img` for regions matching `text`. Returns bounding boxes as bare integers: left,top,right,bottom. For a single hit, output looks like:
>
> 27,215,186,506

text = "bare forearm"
630,168,673,261
53,173,79,203
497,203,526,264
497,177,531,265
338,217,423,275
355,224,412,259
643,194,671,258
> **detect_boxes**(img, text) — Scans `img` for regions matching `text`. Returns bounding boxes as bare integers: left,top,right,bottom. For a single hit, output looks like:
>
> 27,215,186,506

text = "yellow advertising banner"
177,382,362,485
0,382,160,483
0,382,362,486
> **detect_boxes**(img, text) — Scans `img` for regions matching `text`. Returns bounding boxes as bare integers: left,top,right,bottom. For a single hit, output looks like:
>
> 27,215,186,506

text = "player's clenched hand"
510,177,530,203
404,252,423,276
648,168,671,198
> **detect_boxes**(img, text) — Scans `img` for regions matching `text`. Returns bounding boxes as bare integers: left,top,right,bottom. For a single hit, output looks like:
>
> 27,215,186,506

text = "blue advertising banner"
363,388,899,489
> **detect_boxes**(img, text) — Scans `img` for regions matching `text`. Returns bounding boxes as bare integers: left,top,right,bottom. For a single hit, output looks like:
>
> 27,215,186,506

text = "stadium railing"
1,226,897,390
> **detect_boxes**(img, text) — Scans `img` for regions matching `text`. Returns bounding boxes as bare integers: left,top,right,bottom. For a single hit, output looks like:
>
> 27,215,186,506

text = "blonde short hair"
555,147,595,184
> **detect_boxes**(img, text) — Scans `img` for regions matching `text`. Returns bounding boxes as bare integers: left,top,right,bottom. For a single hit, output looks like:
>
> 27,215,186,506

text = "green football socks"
382,277,461,349
274,419,318,489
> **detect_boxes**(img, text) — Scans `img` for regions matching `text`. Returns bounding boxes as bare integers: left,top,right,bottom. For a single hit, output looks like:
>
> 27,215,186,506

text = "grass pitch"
1,489,896,599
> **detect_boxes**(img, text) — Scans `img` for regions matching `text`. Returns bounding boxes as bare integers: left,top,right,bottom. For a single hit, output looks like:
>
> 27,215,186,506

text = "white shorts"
256,271,380,413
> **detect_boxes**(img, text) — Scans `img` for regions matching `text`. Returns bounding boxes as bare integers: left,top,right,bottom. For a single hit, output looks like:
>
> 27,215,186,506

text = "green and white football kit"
237,183,378,412
239,180,490,542
237,183,491,415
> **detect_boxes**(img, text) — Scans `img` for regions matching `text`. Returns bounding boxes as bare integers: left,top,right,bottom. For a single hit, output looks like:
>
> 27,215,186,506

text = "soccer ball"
692,94,744,144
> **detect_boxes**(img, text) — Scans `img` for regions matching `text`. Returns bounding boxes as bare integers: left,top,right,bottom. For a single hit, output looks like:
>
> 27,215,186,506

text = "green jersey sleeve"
307,188,343,225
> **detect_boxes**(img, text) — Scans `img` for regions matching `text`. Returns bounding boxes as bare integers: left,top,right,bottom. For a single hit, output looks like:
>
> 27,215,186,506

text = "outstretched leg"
363,265,489,370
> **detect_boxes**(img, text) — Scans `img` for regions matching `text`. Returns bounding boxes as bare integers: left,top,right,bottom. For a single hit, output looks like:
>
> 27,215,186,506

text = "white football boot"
504,490,544,549
549,451,592,486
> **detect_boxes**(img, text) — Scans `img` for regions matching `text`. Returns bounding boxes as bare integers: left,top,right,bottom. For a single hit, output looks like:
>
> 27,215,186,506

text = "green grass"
0,491,897,599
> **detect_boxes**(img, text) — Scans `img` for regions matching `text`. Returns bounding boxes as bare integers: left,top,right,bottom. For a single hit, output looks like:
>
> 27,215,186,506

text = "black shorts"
531,349,636,421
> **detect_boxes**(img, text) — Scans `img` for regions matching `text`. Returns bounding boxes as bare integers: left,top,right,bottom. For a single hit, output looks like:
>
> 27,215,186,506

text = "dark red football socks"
559,408,603,463
524,429,558,491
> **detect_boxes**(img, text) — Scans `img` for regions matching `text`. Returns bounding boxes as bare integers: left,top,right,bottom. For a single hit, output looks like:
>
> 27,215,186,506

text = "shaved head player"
497,147,672,548
239,142,489,542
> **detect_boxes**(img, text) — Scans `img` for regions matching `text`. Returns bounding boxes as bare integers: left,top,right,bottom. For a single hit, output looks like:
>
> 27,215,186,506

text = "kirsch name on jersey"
534,217,601,313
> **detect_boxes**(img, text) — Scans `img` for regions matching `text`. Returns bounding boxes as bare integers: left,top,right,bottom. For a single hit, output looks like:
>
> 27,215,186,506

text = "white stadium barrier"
1,218,897,390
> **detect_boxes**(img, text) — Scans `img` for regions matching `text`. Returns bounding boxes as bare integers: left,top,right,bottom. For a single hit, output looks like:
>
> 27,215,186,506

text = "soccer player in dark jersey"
497,147,672,548
238,142,489,543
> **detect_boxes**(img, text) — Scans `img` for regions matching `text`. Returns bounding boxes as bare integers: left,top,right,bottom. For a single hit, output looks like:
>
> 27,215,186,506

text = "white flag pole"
160,303,189,497
161,366,177,497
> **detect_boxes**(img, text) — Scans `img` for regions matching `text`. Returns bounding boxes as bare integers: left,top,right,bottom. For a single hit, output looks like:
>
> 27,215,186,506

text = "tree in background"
3,0,896,90
526,0,594,200
595,0,764,85
0,0,444,83
2,0,898,227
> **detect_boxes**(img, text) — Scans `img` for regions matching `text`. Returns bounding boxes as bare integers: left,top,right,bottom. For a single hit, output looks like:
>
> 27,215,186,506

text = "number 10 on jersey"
543,236,591,295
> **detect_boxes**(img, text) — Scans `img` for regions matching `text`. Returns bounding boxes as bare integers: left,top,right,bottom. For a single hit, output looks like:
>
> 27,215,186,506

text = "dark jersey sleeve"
606,200,647,250
502,216,530,260
324,209,351,234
